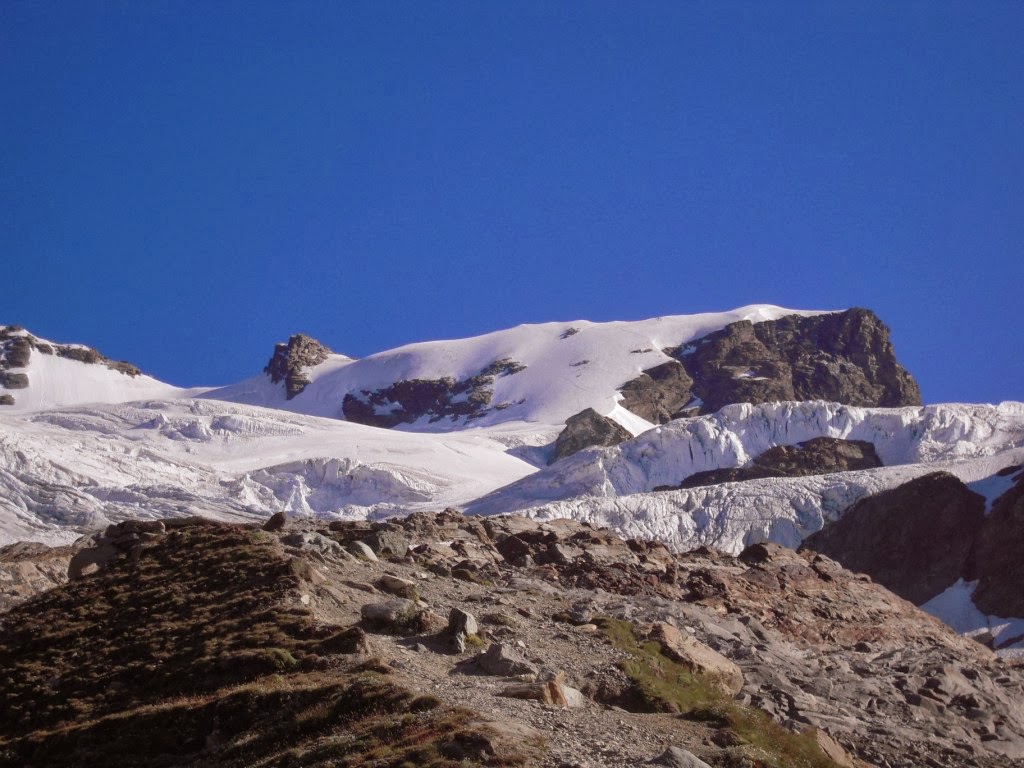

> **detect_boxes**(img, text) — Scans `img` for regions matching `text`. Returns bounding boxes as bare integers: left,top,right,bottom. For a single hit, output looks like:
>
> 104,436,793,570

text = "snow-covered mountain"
3,307,1023,645
202,304,831,432
0,326,199,412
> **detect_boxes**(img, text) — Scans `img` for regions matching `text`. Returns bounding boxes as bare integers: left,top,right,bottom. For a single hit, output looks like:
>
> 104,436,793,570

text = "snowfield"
0,400,547,545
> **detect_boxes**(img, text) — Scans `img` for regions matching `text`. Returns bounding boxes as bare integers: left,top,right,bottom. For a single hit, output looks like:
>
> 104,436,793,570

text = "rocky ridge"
619,309,921,422
0,325,143,407
3,510,1023,767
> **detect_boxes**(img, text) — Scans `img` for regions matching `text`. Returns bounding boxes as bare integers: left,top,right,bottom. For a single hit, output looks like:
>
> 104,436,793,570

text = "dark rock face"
263,334,331,400
551,408,633,463
0,394,14,406
673,437,883,489
342,358,526,428
800,472,985,605
4,337,32,367
620,308,921,421
0,372,29,389
618,360,696,423
968,467,1024,617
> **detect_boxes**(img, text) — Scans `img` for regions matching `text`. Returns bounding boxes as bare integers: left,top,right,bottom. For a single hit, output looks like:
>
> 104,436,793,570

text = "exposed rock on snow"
0,326,191,412
469,401,1024,516
263,333,332,399
619,308,921,421
551,407,633,463
618,360,696,423
670,436,883,489
342,357,526,428
205,304,831,429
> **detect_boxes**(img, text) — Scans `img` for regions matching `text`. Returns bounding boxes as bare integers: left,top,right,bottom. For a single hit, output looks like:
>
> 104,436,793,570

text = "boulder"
476,643,539,677
347,541,379,561
648,622,743,696
647,747,712,768
67,544,120,580
448,607,479,638
262,512,287,532
319,626,373,655
360,599,420,633
377,573,418,599
362,529,409,559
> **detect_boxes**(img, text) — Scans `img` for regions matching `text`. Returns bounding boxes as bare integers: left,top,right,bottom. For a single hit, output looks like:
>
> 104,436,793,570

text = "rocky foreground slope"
2,511,1023,768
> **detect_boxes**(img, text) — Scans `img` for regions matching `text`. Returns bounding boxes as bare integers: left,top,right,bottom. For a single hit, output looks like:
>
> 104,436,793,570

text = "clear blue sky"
3,2,1021,404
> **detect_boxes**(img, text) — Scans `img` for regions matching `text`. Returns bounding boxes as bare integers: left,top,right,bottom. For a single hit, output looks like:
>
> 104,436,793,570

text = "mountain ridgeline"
619,308,921,423
258,308,921,435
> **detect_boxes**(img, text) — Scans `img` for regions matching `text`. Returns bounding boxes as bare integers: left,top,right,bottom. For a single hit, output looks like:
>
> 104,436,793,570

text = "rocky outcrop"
968,467,1024,617
551,408,632,463
0,372,28,389
263,333,331,399
648,622,743,695
618,360,696,423
0,325,143,385
620,308,921,421
342,358,526,428
672,437,882,489
0,541,78,612
800,472,985,605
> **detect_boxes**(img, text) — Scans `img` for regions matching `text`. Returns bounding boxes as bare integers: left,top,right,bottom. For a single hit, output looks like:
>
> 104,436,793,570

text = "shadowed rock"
670,437,883,490
801,472,984,604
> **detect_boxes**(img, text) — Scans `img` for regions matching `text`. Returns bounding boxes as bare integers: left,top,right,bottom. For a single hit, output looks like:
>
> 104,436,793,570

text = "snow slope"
204,305,831,431
0,328,199,412
0,399,547,546
921,580,1024,655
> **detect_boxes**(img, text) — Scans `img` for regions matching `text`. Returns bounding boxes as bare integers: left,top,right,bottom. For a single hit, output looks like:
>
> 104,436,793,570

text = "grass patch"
594,617,840,768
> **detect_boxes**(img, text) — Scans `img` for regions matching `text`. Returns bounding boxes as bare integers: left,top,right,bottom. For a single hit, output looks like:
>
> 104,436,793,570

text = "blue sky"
3,2,1021,404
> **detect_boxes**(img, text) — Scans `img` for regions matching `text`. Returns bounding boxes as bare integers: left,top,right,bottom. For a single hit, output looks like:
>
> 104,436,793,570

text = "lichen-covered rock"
551,408,633,463
263,333,331,400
